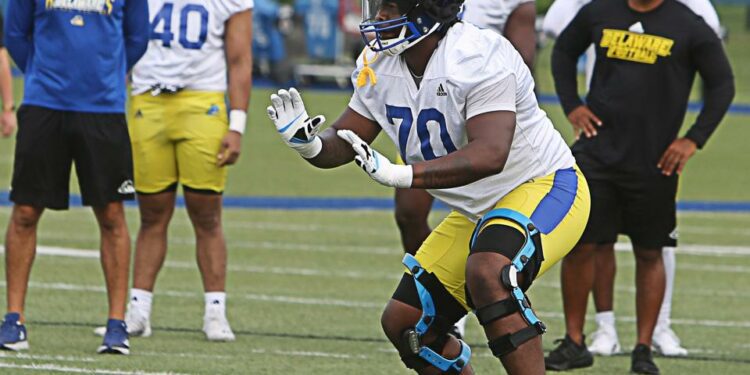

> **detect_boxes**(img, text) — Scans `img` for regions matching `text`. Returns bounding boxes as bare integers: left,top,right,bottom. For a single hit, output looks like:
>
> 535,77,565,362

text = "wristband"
298,137,323,159
392,165,414,188
229,109,247,135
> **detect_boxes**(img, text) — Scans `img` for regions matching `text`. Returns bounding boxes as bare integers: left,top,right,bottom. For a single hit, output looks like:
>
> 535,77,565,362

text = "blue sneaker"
97,319,130,355
0,313,29,351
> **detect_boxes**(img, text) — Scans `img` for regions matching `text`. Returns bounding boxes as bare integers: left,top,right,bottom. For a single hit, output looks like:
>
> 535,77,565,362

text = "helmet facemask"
359,0,442,56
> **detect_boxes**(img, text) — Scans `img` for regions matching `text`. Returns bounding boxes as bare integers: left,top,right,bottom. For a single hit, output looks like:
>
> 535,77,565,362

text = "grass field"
0,5,748,375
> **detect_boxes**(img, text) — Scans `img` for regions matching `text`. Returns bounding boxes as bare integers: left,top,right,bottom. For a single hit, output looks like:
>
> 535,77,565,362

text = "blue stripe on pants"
530,168,579,234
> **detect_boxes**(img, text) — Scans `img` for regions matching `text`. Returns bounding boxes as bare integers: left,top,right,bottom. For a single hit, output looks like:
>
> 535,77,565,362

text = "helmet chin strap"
379,22,442,57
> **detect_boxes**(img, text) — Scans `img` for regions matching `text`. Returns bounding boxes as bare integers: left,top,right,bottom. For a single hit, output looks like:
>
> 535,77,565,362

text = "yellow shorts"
413,167,590,310
128,91,229,194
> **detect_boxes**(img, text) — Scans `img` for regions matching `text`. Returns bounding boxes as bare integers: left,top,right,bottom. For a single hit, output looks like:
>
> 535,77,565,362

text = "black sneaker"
545,334,594,371
631,344,660,374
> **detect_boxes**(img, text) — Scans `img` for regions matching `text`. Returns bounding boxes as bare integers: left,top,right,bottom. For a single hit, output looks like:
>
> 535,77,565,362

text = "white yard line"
5,235,400,255
0,361,186,375
678,225,750,236
3,280,749,330
6,244,749,277
0,352,96,363
8,236,750,259
260,349,369,360
4,245,750,300
2,244,750,327
532,280,750,299
613,242,750,257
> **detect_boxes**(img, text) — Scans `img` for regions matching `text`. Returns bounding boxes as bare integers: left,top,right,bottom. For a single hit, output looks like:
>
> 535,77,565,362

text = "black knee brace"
397,254,472,374
400,332,451,371
469,209,547,358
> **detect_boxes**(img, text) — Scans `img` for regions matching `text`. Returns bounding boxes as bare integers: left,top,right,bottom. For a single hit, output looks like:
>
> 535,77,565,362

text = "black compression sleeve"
551,6,593,115
685,24,735,149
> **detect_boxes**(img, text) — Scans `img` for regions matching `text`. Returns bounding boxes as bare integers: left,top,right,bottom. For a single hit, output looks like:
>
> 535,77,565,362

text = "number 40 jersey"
131,0,254,95
350,22,575,220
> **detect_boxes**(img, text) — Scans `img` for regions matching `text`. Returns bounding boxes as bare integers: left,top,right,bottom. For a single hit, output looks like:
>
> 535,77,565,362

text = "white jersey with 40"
131,0,254,95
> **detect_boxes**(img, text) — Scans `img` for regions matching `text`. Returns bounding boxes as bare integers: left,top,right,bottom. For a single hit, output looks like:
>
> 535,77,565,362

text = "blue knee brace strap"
402,254,471,374
469,209,547,357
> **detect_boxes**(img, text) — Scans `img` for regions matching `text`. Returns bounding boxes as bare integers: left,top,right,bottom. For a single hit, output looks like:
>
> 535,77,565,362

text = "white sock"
130,288,153,316
658,247,676,329
595,311,616,329
454,315,468,338
205,292,226,317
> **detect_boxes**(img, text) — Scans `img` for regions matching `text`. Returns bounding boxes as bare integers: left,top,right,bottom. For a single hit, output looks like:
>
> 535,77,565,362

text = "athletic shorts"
408,167,590,311
10,105,135,210
576,153,678,248
128,91,229,194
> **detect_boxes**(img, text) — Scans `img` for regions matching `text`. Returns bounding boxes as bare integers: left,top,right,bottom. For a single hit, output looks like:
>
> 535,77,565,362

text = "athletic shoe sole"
545,356,594,371
94,325,151,338
0,340,29,351
97,345,130,355
204,332,236,342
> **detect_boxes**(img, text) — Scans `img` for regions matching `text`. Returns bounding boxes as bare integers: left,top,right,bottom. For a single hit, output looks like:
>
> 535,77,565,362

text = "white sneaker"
93,305,152,338
588,325,621,356
203,308,235,342
652,325,688,356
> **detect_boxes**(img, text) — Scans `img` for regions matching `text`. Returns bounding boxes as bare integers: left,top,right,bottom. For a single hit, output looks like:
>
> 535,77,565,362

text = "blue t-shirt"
4,0,149,113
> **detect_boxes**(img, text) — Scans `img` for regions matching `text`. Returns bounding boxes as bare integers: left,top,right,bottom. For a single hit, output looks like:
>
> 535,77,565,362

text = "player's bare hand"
1,108,16,137
217,131,242,167
657,137,697,176
567,105,602,140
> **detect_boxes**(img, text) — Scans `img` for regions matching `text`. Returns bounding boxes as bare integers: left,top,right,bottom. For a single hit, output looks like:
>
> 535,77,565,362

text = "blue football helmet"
359,0,464,56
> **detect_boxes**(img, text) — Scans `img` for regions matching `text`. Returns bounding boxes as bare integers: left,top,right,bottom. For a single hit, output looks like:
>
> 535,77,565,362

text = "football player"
268,0,590,373
393,0,538,339
95,0,253,342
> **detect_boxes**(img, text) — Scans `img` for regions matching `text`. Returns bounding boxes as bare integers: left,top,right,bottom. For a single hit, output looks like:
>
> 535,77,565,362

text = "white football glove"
337,130,413,188
267,88,326,159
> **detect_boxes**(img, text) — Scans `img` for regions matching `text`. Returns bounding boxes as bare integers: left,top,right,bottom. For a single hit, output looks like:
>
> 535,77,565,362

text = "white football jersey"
461,0,535,35
132,0,254,95
349,23,575,220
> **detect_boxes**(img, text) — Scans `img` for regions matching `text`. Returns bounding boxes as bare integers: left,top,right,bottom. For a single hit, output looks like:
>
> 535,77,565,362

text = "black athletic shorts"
576,153,678,248
10,105,135,210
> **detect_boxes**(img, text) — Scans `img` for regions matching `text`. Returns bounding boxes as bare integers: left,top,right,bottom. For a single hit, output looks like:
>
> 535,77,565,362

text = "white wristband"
392,165,414,188
297,137,323,159
229,109,247,135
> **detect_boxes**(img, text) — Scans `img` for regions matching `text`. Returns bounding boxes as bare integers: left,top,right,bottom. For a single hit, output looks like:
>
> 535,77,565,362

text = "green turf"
0,5,748,374
0,208,748,374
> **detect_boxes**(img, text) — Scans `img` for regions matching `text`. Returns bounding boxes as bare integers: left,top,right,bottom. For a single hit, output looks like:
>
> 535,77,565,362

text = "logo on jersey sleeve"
599,28,674,64
46,0,115,15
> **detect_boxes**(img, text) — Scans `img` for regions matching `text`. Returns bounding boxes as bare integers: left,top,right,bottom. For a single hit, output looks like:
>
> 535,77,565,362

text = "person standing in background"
0,0,149,354
542,0,723,358
462,0,537,68
95,0,254,342
546,0,734,373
